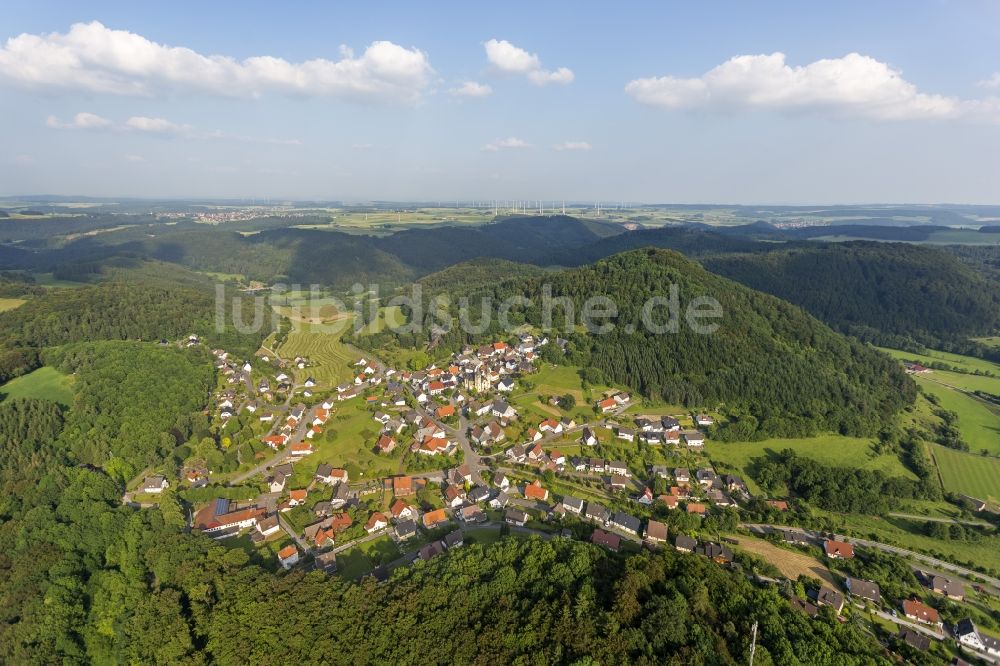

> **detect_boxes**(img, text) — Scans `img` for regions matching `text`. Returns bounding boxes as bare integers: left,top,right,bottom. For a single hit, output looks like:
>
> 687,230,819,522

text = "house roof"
824,540,854,558
524,480,548,500
645,520,668,541
390,499,411,518
611,512,641,532
278,545,297,560
591,528,621,551
505,508,528,523
675,534,697,550
846,577,881,602
902,599,939,624
365,512,388,530
898,628,930,651
816,587,844,610
423,508,448,527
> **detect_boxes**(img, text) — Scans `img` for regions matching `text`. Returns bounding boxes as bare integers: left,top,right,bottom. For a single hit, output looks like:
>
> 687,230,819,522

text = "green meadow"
0,367,75,406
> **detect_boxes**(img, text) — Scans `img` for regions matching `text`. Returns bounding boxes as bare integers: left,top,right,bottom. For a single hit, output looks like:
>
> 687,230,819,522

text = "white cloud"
125,115,192,135
979,72,1000,88
482,137,531,151
124,154,145,162
626,52,1000,121
553,141,592,151
528,67,574,86
46,111,299,144
450,81,492,97
0,21,433,103
484,39,573,86
46,111,112,129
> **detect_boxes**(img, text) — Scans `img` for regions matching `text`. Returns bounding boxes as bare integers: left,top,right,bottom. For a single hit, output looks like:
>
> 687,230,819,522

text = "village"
133,333,1000,665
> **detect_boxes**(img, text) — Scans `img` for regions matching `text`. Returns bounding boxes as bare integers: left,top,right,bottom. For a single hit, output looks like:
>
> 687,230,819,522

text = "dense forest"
368,249,916,439
416,257,550,294
0,262,269,384
752,448,938,515
704,242,1000,347
0,437,889,665
43,341,213,480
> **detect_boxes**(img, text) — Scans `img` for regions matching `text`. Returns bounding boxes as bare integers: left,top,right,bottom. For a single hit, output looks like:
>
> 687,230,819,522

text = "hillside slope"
432,249,915,439
704,241,1000,345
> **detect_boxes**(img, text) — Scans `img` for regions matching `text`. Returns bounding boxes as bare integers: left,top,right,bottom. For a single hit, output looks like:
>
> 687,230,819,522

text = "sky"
2,1,1000,204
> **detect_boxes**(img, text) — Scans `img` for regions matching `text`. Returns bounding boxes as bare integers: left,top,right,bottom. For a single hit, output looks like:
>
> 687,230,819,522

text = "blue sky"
2,1,1000,203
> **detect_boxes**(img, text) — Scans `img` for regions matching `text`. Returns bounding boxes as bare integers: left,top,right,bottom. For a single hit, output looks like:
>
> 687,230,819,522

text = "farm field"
0,297,26,311
973,337,1000,348
929,444,1000,503
730,535,836,586
915,377,1000,455
878,346,1000,375
0,366,74,406
706,434,915,495
919,369,1000,394
275,325,356,386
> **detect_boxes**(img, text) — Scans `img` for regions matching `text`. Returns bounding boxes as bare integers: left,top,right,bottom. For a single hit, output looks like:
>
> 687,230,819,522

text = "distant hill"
417,258,550,293
704,241,1000,345
375,215,622,270
542,226,764,265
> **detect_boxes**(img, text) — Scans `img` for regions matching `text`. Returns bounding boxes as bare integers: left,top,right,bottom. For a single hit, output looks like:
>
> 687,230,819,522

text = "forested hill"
0,394,888,666
417,249,915,440
416,258,550,293
703,241,1000,346
541,225,765,266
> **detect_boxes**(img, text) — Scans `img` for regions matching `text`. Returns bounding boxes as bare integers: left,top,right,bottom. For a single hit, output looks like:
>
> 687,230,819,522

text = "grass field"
973,337,1000,349
929,444,1000,503
818,511,1000,573
0,297,26,311
508,364,616,425
335,534,401,578
31,272,90,288
920,369,1000,394
915,377,1000,455
878,346,1000,375
275,325,356,387
294,399,407,482
731,535,835,585
0,366,74,406
706,435,915,495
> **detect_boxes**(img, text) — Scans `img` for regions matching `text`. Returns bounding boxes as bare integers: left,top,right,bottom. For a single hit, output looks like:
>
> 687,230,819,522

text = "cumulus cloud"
450,81,493,97
45,112,299,144
979,72,1000,88
0,21,433,103
482,137,531,151
46,111,112,129
484,39,573,86
626,52,1000,121
553,141,592,151
125,115,192,135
